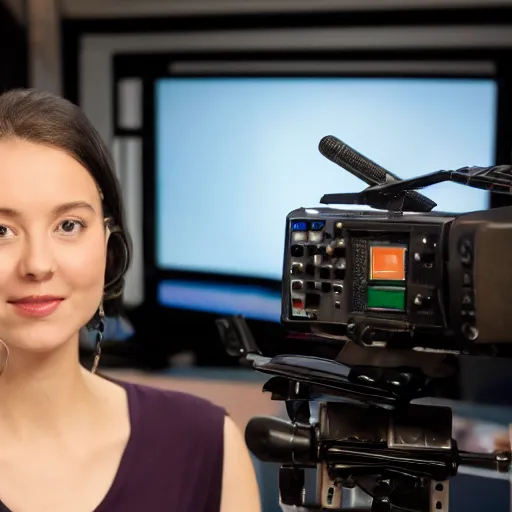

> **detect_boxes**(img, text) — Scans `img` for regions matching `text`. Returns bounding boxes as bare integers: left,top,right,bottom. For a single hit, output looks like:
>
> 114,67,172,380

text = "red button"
292,298,304,309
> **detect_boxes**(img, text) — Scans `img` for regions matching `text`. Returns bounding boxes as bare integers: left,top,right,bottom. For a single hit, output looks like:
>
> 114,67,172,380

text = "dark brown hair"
0,88,132,317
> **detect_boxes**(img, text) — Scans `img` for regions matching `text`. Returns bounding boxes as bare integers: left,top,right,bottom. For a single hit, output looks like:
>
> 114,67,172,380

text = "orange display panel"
370,245,406,281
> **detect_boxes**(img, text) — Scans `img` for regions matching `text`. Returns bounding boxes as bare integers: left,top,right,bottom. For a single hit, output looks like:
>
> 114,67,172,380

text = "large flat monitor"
153,75,498,320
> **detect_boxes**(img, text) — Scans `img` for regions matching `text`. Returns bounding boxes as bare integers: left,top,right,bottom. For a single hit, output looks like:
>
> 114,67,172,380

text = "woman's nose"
18,235,55,282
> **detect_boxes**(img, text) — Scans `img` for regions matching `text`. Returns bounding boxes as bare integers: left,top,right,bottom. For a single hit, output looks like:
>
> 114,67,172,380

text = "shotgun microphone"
318,135,437,212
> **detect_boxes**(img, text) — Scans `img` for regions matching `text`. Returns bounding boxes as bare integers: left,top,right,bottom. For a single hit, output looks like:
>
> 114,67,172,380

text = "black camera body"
282,205,512,354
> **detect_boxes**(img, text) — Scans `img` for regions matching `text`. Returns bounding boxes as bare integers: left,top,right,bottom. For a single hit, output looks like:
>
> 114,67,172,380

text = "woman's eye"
58,220,85,235
0,225,14,238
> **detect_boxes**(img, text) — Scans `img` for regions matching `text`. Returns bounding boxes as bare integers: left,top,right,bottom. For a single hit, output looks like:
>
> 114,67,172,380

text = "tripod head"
217,316,512,512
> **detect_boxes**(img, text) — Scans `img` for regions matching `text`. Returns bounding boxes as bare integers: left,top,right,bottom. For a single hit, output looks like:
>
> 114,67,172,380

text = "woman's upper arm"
220,415,262,512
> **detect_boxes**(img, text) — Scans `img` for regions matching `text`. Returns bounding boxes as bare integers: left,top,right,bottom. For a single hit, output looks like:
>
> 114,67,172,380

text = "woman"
0,88,261,512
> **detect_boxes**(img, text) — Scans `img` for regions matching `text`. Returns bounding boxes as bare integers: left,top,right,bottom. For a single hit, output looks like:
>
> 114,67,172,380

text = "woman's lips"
9,297,64,318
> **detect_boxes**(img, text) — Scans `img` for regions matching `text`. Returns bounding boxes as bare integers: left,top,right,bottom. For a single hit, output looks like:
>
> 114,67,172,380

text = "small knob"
459,239,473,265
462,323,479,341
413,294,431,308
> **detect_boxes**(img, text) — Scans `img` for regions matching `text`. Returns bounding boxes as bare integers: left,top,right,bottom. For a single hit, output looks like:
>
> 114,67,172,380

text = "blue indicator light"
292,221,307,231
311,221,325,231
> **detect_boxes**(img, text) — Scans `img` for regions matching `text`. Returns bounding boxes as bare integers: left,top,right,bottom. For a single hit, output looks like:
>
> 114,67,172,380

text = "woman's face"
0,138,108,353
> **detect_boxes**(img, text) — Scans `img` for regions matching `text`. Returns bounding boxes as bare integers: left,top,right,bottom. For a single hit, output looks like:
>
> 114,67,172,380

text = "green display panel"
367,286,406,311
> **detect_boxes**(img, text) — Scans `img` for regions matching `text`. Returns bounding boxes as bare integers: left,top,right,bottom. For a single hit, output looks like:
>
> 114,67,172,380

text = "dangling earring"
91,300,104,374
0,339,9,376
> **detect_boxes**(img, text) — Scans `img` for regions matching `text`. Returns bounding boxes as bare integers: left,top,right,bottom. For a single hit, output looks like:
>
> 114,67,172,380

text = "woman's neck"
0,339,100,441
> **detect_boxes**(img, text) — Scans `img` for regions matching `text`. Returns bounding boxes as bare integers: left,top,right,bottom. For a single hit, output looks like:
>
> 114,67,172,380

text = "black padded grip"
319,135,436,212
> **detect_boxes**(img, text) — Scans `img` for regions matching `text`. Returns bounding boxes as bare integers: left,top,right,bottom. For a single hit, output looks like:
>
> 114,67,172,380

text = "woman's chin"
4,329,78,355
0,314,87,357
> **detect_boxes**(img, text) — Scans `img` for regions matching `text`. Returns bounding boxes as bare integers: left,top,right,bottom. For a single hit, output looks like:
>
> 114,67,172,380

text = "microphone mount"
318,135,512,213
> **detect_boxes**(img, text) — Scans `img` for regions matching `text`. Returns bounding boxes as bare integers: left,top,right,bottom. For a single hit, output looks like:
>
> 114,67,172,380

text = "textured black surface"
351,237,369,313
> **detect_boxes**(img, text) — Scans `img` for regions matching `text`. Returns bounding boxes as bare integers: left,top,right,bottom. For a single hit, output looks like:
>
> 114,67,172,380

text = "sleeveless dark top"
0,380,227,512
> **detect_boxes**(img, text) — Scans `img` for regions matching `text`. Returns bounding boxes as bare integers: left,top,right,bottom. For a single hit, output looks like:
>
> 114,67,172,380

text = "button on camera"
461,289,473,308
291,263,304,275
291,280,303,290
459,239,473,266
462,322,479,341
290,245,304,257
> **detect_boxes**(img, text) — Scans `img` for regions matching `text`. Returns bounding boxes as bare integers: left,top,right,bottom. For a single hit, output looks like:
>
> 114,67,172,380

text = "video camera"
217,136,512,512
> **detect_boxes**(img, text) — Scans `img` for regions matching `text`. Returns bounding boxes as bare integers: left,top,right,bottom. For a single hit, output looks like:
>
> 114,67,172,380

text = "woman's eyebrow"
0,201,96,218
52,201,96,215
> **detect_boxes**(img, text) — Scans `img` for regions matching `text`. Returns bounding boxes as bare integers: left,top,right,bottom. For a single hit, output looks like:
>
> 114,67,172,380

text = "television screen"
154,76,497,320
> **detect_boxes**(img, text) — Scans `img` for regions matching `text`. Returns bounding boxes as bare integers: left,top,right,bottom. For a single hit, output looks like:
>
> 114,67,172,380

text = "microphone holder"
317,135,437,213
217,316,512,512
320,165,512,213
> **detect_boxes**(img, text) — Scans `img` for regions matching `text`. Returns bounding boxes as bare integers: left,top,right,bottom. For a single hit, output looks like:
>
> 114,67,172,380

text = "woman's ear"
104,217,112,247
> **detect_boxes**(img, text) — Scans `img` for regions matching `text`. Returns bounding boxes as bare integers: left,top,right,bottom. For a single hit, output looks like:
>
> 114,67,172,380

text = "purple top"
0,380,226,512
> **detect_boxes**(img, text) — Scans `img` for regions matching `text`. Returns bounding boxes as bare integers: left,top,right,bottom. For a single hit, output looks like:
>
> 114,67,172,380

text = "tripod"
216,316,512,512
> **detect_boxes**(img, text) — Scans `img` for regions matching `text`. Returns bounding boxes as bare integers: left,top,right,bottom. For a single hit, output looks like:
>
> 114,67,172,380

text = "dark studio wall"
0,3,27,92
